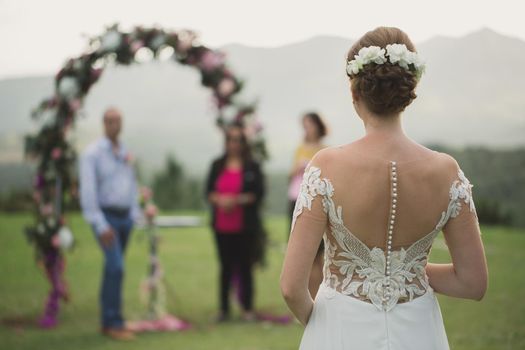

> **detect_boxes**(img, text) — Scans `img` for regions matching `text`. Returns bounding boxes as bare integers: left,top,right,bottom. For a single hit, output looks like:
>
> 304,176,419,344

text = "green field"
0,213,524,350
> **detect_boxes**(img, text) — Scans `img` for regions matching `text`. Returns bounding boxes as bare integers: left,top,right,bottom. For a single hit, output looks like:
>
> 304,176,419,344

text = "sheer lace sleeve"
441,167,480,236
449,169,476,219
290,165,331,237
281,162,331,319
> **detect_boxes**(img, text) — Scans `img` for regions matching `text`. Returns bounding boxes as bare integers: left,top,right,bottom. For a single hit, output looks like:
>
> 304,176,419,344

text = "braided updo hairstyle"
347,27,419,116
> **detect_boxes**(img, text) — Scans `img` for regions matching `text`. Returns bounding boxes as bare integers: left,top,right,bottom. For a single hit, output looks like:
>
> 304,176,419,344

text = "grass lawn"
0,212,524,350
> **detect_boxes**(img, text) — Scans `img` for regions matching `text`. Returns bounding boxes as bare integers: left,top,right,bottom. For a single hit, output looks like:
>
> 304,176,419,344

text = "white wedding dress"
291,153,477,350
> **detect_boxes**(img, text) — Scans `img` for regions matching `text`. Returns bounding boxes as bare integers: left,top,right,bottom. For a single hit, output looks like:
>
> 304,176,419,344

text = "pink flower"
131,40,145,54
145,203,158,222
217,78,236,98
254,120,264,133
69,99,81,112
51,234,61,248
200,51,224,72
51,147,62,160
40,203,54,216
176,31,196,53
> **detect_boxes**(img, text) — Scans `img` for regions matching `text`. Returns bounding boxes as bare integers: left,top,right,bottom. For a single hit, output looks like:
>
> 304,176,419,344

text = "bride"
280,27,488,350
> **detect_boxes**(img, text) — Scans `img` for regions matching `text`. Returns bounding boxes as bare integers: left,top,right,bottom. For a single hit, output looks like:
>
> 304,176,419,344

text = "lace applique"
435,169,477,231
290,166,333,232
291,166,476,312
449,169,476,218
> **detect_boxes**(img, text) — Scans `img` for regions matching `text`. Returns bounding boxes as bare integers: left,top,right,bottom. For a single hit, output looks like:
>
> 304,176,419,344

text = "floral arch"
24,24,266,251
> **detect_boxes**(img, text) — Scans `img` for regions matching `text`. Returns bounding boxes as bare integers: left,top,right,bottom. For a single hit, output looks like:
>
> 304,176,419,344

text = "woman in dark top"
205,122,265,322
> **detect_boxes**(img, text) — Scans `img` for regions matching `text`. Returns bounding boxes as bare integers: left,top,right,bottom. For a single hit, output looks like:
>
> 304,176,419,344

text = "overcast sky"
1,0,523,78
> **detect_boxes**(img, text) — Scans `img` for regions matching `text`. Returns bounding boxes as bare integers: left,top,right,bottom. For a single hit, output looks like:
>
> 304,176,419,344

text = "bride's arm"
280,157,328,326
280,218,324,325
426,171,488,300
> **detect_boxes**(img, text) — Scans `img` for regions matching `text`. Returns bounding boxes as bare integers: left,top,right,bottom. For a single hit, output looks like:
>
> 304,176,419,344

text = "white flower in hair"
346,43,426,80
385,44,412,69
409,51,426,78
358,46,387,65
346,46,386,76
346,58,363,75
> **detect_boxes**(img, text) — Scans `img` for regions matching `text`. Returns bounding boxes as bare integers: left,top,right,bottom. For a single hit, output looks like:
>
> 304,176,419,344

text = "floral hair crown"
346,43,426,80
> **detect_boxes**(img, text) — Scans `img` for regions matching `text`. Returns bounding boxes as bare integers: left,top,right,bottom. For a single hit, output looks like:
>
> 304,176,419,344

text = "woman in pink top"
206,123,265,322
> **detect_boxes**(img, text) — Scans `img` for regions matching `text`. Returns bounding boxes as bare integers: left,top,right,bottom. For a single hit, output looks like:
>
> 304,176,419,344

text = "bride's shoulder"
424,150,472,187
308,145,347,167
429,150,461,173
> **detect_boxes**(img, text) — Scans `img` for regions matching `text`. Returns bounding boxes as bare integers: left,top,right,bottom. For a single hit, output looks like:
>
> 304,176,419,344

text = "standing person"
79,107,142,341
281,27,488,350
288,112,328,299
205,122,265,322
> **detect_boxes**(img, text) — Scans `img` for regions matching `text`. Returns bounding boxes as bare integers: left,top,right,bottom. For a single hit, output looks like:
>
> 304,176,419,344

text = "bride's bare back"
325,142,463,249
289,138,481,310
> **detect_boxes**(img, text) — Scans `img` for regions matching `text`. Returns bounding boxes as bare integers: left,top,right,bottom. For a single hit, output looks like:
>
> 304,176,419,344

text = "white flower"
347,44,426,79
406,51,418,68
40,108,57,127
100,30,122,52
58,77,80,99
57,226,74,250
411,52,426,78
386,44,412,69
346,46,385,76
346,58,362,75
359,46,387,64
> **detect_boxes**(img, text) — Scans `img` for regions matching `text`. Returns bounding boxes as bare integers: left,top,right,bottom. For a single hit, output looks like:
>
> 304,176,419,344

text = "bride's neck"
362,112,406,140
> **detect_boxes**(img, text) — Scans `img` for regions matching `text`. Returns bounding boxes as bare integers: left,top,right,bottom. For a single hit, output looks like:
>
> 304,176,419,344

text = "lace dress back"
291,149,477,312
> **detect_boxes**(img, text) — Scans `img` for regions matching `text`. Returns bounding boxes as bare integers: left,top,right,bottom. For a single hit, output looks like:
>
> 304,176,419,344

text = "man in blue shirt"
79,107,141,340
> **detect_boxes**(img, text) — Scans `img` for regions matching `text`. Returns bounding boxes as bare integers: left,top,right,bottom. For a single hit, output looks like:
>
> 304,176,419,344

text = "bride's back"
294,138,477,310
321,141,458,250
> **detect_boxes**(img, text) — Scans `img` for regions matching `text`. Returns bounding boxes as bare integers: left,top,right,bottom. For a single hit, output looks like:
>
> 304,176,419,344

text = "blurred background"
0,1,524,349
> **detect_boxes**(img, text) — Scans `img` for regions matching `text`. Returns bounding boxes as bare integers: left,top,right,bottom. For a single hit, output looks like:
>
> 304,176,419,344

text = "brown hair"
303,111,328,139
223,121,252,163
347,27,418,116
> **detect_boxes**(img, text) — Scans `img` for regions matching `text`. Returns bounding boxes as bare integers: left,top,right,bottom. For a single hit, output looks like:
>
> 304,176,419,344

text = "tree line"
1,146,524,228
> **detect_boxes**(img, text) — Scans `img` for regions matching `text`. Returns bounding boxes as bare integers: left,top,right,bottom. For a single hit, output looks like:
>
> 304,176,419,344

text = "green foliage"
0,190,33,211
428,145,525,227
151,154,205,211
475,198,513,226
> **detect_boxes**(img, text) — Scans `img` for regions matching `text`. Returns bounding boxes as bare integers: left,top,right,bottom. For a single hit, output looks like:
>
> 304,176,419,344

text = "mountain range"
0,27,524,176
